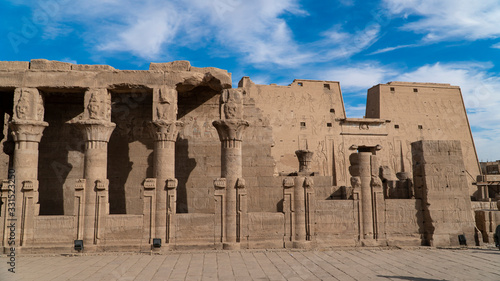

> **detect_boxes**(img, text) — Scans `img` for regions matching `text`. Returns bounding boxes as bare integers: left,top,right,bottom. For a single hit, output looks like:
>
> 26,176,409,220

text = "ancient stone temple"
0,59,494,253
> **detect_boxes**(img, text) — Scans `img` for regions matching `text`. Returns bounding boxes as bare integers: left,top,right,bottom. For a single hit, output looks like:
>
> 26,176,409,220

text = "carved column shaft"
77,122,115,245
222,139,242,246
358,152,374,239
9,87,48,247
72,88,115,246
151,121,181,244
213,88,249,250
294,177,306,242
293,150,314,248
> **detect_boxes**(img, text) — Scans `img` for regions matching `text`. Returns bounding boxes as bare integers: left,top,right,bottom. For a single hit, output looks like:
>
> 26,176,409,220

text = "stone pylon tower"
213,88,249,250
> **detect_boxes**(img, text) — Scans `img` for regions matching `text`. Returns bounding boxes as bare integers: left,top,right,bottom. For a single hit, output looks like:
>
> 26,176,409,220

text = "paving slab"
1,247,500,281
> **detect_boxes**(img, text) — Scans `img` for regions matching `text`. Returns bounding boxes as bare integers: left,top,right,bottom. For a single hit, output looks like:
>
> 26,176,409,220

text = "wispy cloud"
9,0,383,67
319,63,396,92
315,60,500,159
369,43,419,55
382,0,500,42
321,23,381,60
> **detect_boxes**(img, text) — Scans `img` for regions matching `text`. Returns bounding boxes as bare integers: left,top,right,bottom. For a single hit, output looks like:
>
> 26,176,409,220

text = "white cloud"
345,103,367,118
492,42,500,49
383,0,500,41
321,23,381,60
11,0,381,67
16,0,314,65
393,62,500,160
321,63,395,91
318,61,500,159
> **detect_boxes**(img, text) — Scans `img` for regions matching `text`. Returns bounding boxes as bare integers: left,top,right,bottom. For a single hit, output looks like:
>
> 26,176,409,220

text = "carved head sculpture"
15,91,30,120
87,89,110,120
222,88,243,120
88,92,100,119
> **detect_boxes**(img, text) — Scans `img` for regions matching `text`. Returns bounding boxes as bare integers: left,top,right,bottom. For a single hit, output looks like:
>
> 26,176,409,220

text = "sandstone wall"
367,82,480,195
412,140,476,246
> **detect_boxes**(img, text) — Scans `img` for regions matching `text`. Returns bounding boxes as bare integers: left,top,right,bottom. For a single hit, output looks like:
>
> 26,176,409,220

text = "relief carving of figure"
87,89,110,121
156,87,176,121
157,104,169,120
222,89,243,120
88,93,101,120
15,91,31,120
36,93,44,121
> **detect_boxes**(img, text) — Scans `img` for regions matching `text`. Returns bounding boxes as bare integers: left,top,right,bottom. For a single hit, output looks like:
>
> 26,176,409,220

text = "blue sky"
1,0,500,161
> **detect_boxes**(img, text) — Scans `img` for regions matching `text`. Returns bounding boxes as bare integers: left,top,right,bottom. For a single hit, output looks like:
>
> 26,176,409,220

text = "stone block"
149,61,191,71
72,64,115,71
0,61,29,70
30,59,73,70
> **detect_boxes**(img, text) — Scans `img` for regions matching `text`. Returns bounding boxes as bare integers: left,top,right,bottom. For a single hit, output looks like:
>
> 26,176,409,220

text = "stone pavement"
1,247,499,281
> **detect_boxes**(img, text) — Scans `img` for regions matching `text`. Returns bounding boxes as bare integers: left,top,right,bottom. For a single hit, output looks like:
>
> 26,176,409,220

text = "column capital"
72,119,116,143
295,150,314,173
9,120,48,143
150,120,183,142
212,119,249,142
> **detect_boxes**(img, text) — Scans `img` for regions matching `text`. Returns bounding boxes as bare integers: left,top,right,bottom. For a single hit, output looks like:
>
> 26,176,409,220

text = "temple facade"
0,59,496,253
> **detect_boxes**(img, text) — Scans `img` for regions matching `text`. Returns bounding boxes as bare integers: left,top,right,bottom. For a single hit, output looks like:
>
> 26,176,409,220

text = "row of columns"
4,86,316,251
3,86,185,251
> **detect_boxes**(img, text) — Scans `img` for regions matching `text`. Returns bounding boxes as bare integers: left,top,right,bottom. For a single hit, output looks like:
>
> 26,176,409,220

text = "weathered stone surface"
0,61,29,70
150,60,191,71
0,60,484,253
72,64,115,71
30,59,73,70
412,140,476,247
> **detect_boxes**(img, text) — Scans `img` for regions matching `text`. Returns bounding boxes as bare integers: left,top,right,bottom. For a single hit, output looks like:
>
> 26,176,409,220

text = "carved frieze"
166,178,178,190
75,179,86,191
143,178,156,190
214,178,226,189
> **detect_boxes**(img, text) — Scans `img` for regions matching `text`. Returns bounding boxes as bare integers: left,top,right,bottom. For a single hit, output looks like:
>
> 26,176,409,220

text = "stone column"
150,120,181,245
349,149,386,246
213,88,249,250
293,150,314,249
9,88,48,247
71,89,115,247
359,152,374,240
150,86,181,247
